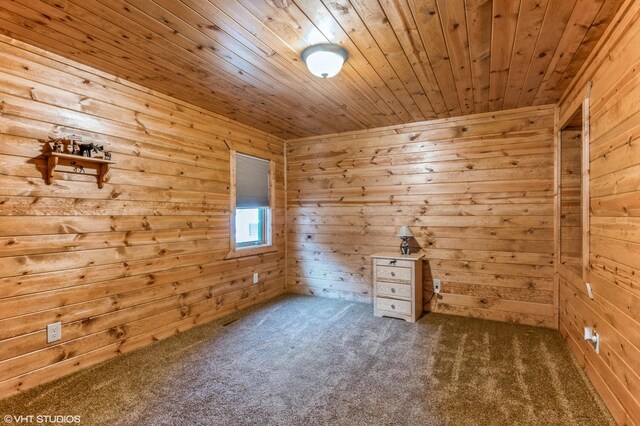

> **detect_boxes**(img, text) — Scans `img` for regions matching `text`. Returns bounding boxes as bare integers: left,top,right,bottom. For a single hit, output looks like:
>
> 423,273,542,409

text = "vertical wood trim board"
0,35,286,399
553,105,561,330
557,0,640,423
559,128,583,275
286,105,557,328
582,86,592,283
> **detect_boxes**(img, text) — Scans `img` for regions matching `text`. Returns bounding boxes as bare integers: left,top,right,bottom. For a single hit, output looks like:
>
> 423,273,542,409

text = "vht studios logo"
3,415,81,424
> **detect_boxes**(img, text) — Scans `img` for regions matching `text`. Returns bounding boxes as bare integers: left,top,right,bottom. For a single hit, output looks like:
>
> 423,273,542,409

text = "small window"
235,207,267,247
227,151,276,259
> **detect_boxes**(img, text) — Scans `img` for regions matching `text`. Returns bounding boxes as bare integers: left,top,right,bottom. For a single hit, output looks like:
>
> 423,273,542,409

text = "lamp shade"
396,226,414,238
301,44,348,79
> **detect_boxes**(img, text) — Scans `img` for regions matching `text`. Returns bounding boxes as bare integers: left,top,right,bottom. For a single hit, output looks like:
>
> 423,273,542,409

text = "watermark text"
3,414,81,424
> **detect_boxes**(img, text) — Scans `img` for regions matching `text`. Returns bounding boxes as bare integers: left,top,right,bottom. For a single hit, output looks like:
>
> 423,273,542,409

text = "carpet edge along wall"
0,34,287,399
286,104,557,329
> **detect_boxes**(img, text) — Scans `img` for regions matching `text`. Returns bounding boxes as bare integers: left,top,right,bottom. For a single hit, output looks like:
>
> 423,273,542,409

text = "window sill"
225,245,279,260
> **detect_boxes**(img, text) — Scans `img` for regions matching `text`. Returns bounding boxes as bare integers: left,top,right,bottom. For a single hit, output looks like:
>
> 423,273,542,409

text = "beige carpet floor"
0,295,613,425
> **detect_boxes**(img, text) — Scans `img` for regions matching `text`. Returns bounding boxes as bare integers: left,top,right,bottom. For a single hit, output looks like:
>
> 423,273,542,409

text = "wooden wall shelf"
45,153,115,188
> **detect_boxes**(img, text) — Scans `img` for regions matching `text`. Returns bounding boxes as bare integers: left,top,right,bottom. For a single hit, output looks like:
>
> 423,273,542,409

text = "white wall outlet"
585,282,594,299
47,322,62,343
433,279,441,293
253,272,259,284
583,326,600,354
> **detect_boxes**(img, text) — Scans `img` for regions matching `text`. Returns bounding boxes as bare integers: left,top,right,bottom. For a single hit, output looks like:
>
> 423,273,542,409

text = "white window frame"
226,150,277,259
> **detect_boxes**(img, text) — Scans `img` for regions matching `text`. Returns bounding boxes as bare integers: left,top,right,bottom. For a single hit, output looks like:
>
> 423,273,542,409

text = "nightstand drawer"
376,265,411,282
376,282,412,299
374,258,414,268
376,297,412,315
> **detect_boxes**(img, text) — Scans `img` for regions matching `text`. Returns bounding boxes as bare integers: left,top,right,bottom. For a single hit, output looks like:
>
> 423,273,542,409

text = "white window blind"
236,153,270,208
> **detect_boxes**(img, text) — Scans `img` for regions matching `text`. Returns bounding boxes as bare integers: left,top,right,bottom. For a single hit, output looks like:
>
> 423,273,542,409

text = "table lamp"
396,226,414,255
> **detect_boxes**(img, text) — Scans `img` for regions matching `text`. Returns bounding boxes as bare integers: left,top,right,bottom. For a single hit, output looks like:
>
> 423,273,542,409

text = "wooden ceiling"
0,0,623,138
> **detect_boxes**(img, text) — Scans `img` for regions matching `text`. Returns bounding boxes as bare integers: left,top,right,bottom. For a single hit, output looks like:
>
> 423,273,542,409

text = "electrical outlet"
583,326,600,354
47,322,62,343
433,279,441,293
253,272,259,284
585,282,594,299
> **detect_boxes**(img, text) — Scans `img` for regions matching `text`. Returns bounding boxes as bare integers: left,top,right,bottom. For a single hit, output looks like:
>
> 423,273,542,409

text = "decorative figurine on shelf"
78,143,104,158
396,226,414,255
104,151,112,161
47,136,68,153
69,135,82,154
71,141,80,155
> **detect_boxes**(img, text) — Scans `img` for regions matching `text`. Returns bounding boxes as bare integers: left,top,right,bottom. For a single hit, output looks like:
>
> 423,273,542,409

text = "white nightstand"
371,252,424,323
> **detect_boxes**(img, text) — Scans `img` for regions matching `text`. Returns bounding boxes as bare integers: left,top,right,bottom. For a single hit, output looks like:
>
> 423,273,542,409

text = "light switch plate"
47,322,62,343
585,282,594,299
253,272,259,284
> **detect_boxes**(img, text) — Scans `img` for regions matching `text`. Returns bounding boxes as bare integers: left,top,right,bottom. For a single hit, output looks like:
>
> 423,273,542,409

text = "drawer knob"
391,288,396,293
391,304,396,310
391,272,395,277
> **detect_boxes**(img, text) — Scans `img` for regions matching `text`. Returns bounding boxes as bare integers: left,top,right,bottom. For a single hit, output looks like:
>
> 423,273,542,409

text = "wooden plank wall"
556,0,640,423
286,105,557,328
0,35,286,399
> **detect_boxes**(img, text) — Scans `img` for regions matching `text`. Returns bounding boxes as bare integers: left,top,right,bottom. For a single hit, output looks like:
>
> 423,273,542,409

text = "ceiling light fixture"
301,44,348,79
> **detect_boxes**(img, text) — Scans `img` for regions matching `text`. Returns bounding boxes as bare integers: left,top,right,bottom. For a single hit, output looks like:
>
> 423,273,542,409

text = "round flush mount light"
301,44,348,79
